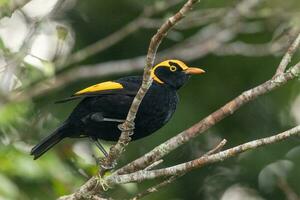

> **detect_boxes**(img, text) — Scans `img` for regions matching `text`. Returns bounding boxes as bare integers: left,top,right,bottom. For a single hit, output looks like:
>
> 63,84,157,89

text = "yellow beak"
184,67,205,75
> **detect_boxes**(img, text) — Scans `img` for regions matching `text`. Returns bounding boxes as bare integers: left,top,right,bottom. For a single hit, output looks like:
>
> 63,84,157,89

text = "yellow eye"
170,66,177,72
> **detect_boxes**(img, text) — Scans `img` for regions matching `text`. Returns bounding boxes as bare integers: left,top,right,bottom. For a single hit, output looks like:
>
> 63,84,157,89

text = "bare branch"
130,175,179,200
277,178,300,200
144,159,164,171
107,125,300,184
130,139,227,200
274,32,300,76
203,139,227,156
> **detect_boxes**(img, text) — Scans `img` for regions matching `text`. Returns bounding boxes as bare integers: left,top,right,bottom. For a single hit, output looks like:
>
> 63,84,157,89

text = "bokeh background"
0,0,300,199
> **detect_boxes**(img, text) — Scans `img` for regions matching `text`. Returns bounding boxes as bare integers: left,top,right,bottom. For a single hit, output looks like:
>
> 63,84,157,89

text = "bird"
30,59,205,160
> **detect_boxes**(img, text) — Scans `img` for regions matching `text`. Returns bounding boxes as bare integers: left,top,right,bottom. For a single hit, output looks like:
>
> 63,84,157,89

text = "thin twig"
203,139,227,156
144,159,164,171
274,32,300,76
277,178,300,200
130,175,179,200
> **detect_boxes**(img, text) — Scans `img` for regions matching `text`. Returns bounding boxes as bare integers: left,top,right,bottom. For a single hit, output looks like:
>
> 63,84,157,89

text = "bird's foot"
95,173,111,191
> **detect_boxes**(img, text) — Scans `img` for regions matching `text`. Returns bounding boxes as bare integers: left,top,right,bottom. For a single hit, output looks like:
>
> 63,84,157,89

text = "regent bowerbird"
31,59,205,160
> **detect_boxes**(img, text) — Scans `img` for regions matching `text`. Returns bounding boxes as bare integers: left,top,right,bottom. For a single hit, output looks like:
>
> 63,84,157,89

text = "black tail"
31,122,70,160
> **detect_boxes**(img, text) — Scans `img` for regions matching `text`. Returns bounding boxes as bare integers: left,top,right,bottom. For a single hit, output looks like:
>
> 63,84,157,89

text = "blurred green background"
0,0,300,199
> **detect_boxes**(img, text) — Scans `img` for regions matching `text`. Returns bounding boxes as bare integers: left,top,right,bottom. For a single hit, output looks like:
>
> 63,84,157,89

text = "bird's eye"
170,66,177,72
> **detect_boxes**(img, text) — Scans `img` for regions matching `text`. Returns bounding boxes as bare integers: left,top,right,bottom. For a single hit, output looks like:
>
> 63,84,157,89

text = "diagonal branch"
130,175,179,200
107,125,300,184
203,139,227,156
277,178,300,200
274,31,300,76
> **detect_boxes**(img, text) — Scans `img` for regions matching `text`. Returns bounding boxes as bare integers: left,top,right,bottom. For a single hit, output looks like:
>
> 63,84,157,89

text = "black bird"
31,60,205,159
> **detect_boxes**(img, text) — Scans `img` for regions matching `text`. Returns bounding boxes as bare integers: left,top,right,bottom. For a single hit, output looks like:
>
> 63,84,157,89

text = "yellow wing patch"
74,81,123,95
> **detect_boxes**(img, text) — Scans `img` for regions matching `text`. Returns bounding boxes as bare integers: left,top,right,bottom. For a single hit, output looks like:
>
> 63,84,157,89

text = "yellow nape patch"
75,81,123,95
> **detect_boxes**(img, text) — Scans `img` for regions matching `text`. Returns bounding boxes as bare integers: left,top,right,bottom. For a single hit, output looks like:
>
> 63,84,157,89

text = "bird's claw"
95,173,110,191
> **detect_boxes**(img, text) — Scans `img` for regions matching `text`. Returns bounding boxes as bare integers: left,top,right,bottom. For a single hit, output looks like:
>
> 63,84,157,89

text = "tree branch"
130,175,179,200
130,139,227,200
277,178,300,200
274,31,300,76
203,139,227,156
107,125,300,184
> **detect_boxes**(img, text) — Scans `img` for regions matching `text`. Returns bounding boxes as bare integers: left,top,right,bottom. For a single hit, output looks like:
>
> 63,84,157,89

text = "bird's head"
150,59,205,89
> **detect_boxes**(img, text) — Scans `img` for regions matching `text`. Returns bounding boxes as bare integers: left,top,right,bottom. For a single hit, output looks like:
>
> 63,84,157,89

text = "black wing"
55,76,142,103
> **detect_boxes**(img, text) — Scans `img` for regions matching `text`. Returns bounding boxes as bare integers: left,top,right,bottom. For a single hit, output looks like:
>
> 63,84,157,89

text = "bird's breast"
133,86,178,139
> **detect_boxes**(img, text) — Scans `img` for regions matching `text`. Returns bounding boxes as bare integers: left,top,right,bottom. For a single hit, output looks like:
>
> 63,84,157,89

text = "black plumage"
31,60,205,159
